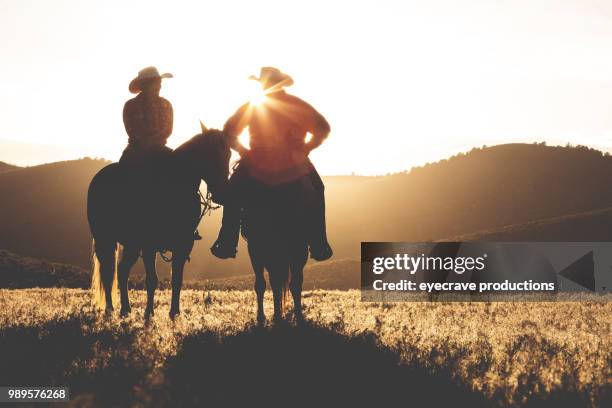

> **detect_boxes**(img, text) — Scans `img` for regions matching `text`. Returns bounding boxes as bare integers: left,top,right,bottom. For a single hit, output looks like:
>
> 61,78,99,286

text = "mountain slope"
0,139,76,167
0,249,89,288
187,258,360,290
1,143,612,280
0,158,109,266
447,206,612,242
0,161,20,174
357,143,612,241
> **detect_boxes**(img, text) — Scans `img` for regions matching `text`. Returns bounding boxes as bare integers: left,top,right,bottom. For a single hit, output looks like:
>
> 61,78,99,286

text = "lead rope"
199,188,221,220
159,250,173,263
159,188,221,263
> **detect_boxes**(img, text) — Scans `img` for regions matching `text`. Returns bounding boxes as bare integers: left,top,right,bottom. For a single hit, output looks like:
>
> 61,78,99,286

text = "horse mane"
174,133,207,155
174,129,227,157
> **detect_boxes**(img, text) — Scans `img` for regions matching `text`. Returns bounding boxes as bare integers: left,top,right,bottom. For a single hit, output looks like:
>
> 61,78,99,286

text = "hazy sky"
2,0,612,174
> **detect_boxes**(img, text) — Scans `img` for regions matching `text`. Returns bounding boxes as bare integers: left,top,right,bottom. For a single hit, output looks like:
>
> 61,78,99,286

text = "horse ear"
200,120,208,134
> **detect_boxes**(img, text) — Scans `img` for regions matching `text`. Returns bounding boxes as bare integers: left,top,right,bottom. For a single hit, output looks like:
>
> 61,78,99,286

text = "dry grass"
0,289,609,407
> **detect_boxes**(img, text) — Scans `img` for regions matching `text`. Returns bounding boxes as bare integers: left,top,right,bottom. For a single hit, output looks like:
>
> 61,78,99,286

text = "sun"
248,83,267,106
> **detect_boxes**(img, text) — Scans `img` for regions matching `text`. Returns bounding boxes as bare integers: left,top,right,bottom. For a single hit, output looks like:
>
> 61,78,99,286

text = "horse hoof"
104,308,114,318
169,309,180,320
145,308,154,320
120,307,131,318
257,313,266,326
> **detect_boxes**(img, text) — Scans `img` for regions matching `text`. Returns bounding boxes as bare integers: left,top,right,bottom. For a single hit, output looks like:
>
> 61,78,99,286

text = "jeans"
215,160,328,250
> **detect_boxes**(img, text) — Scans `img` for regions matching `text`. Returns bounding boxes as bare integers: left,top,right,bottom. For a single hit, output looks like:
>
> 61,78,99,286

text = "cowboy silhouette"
120,66,174,164
211,67,333,261
119,66,203,241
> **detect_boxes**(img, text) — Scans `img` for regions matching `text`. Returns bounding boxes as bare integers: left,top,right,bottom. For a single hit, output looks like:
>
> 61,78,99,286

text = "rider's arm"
304,104,330,153
159,98,173,143
285,94,330,152
123,99,142,144
223,103,250,156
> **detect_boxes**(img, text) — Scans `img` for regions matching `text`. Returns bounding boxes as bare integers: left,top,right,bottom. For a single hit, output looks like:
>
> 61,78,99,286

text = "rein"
198,188,221,220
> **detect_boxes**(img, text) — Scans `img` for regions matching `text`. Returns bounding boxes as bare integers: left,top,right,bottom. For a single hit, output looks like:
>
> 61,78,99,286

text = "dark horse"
242,172,314,323
88,125,230,319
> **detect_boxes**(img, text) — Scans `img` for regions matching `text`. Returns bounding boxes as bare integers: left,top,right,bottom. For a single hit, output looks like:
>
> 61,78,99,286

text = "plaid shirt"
123,93,173,149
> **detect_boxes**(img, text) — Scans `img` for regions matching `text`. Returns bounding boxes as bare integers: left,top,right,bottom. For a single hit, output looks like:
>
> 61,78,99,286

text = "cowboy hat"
249,67,293,89
129,66,173,94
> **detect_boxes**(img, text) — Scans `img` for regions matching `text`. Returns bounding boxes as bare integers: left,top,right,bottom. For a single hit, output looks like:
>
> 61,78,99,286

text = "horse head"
187,121,231,204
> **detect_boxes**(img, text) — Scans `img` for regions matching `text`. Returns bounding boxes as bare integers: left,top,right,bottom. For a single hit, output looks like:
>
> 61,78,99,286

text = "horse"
87,125,230,319
241,171,315,323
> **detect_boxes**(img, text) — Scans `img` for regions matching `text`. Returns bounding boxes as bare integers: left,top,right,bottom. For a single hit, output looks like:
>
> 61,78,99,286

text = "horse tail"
281,267,291,313
90,239,121,309
90,240,103,308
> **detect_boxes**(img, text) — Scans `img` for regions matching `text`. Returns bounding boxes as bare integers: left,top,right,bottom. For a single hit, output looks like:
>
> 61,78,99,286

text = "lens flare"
249,84,267,106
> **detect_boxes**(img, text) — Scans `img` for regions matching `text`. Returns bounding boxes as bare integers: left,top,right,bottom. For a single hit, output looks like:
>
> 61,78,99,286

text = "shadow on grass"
0,317,147,407
0,318,605,407
161,321,490,407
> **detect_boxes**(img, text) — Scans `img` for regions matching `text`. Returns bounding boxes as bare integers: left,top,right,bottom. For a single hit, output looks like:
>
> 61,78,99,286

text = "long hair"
90,239,121,309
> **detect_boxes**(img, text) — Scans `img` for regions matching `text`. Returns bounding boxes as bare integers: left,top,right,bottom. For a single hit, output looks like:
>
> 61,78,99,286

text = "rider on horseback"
119,66,203,241
120,66,174,165
211,67,333,261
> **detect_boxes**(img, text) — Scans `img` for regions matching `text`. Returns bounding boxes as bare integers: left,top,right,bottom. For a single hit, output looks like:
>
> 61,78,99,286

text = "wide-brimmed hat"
129,66,173,94
249,67,293,89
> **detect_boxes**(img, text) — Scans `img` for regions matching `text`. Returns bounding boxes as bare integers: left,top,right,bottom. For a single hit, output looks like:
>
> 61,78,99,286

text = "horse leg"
289,250,307,322
142,249,158,319
268,264,288,323
96,241,117,315
118,246,139,317
170,247,191,319
250,256,266,324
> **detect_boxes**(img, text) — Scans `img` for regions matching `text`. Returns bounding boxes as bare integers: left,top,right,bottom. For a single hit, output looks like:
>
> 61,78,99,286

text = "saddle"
119,144,173,177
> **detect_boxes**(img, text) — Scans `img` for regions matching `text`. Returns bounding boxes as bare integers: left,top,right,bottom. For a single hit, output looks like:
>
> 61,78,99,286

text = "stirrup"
309,242,333,262
210,240,237,259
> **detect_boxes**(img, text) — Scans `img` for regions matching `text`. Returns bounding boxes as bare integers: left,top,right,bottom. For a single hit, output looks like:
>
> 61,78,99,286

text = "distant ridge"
0,157,108,176
359,142,612,241
0,158,109,266
0,249,89,288
0,161,20,174
446,206,612,242
0,139,77,167
2,143,612,282
189,258,360,290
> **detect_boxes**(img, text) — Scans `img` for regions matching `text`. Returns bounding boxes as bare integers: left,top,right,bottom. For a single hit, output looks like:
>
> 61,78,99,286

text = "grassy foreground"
0,289,609,407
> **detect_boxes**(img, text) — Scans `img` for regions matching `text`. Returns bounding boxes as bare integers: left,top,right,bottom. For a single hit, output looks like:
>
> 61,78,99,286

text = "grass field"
0,289,609,407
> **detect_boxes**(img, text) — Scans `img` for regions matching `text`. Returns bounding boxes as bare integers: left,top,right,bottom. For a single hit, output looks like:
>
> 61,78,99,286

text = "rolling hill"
0,249,89,288
0,161,19,174
6,204,611,290
447,206,612,242
1,143,612,282
0,139,76,167
0,158,109,266
183,258,360,290
198,205,612,290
